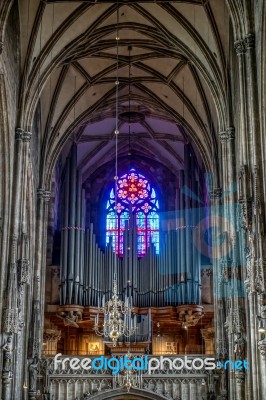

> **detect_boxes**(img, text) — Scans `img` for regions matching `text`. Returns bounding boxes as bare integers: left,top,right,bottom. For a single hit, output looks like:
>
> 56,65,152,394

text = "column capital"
15,128,32,142
22,131,32,142
2,308,19,334
226,127,235,139
258,339,266,359
15,128,24,141
245,33,255,49
43,329,61,343
37,188,51,202
219,131,228,143
201,327,215,340
43,190,51,202
219,128,235,143
210,188,222,200
234,39,246,55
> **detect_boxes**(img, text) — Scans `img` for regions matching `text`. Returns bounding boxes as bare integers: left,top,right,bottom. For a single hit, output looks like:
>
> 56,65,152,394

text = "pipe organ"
59,144,207,309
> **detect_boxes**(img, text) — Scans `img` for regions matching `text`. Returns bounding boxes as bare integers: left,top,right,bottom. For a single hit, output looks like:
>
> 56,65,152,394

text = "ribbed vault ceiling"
18,0,230,182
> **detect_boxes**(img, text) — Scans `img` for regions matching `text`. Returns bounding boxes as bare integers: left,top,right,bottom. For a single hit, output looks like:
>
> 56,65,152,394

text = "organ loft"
44,142,214,357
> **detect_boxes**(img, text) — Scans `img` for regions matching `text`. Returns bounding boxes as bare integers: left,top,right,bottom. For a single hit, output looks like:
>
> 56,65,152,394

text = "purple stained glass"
106,168,159,257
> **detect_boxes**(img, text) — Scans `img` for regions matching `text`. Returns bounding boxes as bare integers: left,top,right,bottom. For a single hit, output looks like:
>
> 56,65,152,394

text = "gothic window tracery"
106,168,159,257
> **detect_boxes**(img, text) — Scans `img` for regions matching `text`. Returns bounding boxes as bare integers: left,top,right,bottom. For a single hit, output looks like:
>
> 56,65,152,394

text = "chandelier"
93,275,137,346
115,351,142,391
93,3,137,347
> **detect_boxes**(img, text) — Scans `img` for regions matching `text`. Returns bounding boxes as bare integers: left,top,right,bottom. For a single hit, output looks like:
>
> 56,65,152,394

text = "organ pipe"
59,144,204,309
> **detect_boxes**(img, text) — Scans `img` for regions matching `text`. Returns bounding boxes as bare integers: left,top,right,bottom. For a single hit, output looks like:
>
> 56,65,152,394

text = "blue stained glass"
106,168,159,257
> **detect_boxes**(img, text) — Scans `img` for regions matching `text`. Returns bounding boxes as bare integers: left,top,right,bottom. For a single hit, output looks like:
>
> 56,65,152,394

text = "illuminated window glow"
106,169,159,257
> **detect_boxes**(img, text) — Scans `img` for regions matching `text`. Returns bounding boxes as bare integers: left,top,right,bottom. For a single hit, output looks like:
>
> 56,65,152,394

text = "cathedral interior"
0,0,266,399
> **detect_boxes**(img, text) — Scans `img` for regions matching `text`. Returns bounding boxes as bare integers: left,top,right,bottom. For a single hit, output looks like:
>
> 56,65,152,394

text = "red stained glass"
106,169,159,257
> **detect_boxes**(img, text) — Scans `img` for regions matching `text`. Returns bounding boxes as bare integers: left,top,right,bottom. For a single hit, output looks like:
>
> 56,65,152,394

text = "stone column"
257,296,266,396
210,188,228,399
244,34,260,169
1,128,32,400
235,371,245,400
28,188,50,400
234,39,248,165
14,130,32,399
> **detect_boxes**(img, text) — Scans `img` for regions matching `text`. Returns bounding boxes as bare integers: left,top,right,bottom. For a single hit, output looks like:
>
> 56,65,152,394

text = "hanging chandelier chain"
128,45,131,154
93,3,137,347
114,0,120,273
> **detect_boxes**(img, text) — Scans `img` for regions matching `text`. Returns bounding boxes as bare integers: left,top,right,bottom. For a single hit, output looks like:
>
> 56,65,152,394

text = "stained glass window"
106,168,159,257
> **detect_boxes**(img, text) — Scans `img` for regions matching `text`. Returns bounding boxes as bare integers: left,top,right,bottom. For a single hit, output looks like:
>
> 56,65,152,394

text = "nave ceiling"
15,0,232,183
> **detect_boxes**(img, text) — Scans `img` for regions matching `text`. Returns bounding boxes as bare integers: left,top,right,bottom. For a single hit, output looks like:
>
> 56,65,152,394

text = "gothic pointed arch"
89,387,168,400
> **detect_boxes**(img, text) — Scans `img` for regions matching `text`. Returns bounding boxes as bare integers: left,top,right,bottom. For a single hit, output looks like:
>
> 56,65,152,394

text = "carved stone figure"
1,334,13,373
234,332,245,359
28,356,39,391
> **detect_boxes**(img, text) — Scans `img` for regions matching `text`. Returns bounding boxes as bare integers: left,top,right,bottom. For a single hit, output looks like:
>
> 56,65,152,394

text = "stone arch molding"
89,388,168,400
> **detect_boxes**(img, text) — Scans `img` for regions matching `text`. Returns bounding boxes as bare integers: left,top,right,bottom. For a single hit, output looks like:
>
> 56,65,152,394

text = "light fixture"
115,350,142,391
93,5,137,346
23,383,28,389
94,275,137,346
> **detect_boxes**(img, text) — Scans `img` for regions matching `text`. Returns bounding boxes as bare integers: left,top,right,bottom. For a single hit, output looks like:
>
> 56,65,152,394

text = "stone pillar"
28,188,50,400
244,34,260,168
1,128,32,400
257,295,266,396
244,237,260,400
235,371,245,400
234,39,248,165
210,189,227,356
14,130,32,399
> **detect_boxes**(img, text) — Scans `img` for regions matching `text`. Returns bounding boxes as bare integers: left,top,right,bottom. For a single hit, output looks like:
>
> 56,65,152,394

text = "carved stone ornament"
17,259,30,285
201,328,215,340
219,131,228,143
37,188,51,202
245,33,255,49
238,199,252,231
234,39,246,55
235,371,245,384
245,257,265,295
224,308,245,335
2,308,19,334
56,305,83,328
210,188,222,201
1,334,13,373
28,356,39,392
176,305,204,328
216,340,228,360
43,329,61,343
15,127,24,141
219,128,235,143
258,343,266,359
226,127,235,140
23,131,32,142
233,333,245,360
